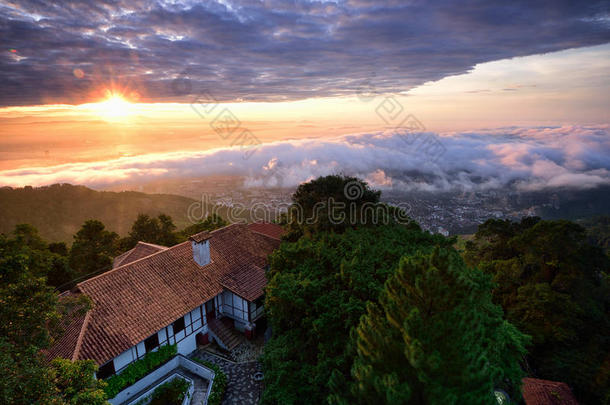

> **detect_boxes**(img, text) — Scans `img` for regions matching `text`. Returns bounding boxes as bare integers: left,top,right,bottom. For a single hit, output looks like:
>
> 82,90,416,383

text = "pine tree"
351,248,529,404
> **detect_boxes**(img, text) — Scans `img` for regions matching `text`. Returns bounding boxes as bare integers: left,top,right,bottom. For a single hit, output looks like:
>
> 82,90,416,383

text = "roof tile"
522,378,579,405
69,223,281,365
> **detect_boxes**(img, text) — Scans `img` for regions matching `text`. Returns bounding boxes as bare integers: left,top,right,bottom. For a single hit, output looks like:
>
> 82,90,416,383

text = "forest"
0,183,237,243
261,176,609,404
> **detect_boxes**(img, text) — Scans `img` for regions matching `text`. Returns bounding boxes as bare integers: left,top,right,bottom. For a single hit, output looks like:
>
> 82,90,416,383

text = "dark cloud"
1,0,609,105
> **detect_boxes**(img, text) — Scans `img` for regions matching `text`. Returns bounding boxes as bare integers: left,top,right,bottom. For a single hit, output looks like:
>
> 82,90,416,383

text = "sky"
0,0,609,191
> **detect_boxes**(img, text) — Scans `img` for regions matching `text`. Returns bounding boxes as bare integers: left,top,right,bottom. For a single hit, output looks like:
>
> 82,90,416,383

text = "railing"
109,355,215,405
127,373,194,405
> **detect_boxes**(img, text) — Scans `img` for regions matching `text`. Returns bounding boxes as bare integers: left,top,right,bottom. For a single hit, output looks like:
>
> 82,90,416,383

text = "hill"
0,184,221,243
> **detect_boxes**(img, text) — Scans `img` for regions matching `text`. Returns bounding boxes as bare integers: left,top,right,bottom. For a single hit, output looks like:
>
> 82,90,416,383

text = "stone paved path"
191,349,263,405
182,369,209,405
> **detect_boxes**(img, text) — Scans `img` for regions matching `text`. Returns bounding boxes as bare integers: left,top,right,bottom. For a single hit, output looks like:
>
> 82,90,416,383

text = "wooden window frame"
144,333,159,353
97,360,115,379
172,317,186,334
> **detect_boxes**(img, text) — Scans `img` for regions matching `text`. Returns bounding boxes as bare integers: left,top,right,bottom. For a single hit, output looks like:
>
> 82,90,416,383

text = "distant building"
436,226,449,236
46,223,283,380
522,378,579,405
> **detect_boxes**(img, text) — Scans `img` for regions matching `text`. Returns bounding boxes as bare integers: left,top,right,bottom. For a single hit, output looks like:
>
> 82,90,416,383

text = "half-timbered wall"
249,298,264,321
219,290,249,322
101,302,210,377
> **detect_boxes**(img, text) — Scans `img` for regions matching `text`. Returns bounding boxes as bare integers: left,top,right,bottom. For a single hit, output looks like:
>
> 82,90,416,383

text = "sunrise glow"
85,92,133,122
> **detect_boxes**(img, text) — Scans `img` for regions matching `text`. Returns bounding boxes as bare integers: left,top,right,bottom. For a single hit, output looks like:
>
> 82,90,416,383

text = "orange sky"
1,44,608,173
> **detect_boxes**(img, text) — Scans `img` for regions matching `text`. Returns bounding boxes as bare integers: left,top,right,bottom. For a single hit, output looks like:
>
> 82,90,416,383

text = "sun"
88,91,134,122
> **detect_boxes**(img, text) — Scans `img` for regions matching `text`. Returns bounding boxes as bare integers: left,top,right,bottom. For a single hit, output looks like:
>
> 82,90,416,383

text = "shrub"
192,358,227,405
135,377,190,405
104,344,177,398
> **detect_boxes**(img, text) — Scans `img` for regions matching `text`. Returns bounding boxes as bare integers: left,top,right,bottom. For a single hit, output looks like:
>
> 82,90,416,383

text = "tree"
578,215,610,255
465,217,610,403
157,214,178,246
119,214,180,250
281,175,391,241
69,220,118,278
0,225,74,289
261,224,450,404
177,214,228,241
50,359,107,405
45,242,75,289
0,229,107,404
350,248,528,404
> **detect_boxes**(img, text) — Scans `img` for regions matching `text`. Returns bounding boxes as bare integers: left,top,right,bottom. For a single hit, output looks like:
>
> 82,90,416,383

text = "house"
46,222,283,380
521,378,580,405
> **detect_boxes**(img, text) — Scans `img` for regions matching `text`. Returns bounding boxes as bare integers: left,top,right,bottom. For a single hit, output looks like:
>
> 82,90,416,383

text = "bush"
104,344,177,398
192,358,227,405
135,377,190,405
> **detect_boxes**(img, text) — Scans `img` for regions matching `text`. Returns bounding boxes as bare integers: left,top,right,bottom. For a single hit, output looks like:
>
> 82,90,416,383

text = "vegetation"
103,344,177,398
349,248,528,404
118,213,179,251
0,229,107,404
50,359,109,404
192,358,227,405
177,213,228,242
0,212,228,293
263,175,473,404
280,175,407,241
0,223,75,288
0,184,200,243
464,217,610,404
119,212,229,251
68,220,118,281
578,215,610,255
135,377,190,405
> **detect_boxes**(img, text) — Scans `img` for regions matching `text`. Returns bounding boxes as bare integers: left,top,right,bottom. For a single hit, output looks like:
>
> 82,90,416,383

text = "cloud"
1,0,609,105
1,125,609,192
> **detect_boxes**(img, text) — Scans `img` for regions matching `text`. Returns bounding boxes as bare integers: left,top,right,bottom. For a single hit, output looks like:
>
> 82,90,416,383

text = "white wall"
249,300,264,321
113,348,135,371
108,301,212,376
109,355,215,405
221,290,249,322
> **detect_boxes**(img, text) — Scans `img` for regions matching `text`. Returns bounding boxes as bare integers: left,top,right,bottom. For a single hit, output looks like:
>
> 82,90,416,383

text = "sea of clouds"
1,125,609,193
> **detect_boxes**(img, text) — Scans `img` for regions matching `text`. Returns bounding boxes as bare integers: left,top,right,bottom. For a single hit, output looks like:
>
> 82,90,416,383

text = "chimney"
189,231,211,266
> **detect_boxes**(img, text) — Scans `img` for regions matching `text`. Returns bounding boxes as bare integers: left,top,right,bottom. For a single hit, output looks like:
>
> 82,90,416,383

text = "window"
97,360,115,379
173,317,185,334
144,334,159,353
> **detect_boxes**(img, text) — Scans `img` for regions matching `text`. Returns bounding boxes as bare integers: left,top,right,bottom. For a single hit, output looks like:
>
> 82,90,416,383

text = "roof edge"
71,309,91,362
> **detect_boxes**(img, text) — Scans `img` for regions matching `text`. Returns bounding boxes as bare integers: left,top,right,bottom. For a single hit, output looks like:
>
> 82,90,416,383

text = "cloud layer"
1,125,609,192
1,0,609,105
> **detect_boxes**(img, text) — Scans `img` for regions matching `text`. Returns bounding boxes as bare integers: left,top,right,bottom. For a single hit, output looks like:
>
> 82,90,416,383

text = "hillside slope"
0,184,211,243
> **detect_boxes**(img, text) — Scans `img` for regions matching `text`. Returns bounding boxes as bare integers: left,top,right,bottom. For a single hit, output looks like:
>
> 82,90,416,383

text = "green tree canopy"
177,213,228,242
281,175,410,241
261,224,450,404
119,213,179,250
50,359,108,405
464,217,610,403
350,248,528,404
1,226,107,404
69,220,118,279
1,224,74,289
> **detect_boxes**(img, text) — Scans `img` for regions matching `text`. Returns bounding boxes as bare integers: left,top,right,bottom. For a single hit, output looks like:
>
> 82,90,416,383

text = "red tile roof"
189,231,212,243
113,241,167,268
43,291,90,363
522,378,579,405
248,222,285,240
221,263,267,302
48,223,281,366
